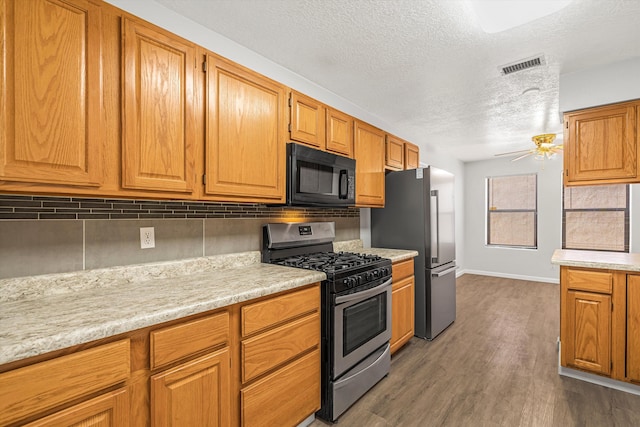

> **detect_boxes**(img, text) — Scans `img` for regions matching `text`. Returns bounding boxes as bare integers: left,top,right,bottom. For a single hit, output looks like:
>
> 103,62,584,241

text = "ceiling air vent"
499,54,546,75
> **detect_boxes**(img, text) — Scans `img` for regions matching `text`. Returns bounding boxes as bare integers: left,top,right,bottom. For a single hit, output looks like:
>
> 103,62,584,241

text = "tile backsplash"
0,195,360,279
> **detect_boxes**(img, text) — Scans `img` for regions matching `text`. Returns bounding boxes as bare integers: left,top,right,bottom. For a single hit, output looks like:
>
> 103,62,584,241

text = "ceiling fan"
495,133,563,161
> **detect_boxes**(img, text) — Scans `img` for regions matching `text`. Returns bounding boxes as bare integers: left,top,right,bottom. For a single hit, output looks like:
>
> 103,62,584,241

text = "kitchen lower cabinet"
239,285,321,426
390,259,415,354
151,349,231,427
627,275,640,382
559,266,627,380
0,340,130,426
354,120,386,207
0,0,104,189
24,388,129,427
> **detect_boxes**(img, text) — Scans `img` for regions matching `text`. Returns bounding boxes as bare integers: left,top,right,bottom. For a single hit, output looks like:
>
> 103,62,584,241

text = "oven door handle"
335,278,392,304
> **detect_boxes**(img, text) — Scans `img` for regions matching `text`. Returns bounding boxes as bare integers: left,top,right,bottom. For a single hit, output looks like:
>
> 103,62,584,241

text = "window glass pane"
488,174,536,210
565,211,626,251
489,212,536,247
564,185,626,209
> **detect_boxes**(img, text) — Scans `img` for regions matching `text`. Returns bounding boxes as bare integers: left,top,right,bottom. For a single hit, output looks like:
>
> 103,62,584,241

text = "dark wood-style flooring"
311,274,640,427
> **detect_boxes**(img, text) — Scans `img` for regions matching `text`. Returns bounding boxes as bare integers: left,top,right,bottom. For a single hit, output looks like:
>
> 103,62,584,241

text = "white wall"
105,0,466,269
560,57,640,113
463,156,563,283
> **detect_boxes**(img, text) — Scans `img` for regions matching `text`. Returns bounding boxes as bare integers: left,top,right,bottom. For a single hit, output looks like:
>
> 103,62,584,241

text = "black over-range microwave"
285,143,356,207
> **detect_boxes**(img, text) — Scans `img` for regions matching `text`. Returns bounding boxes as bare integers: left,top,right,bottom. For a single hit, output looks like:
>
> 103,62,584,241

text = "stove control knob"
350,277,357,288
357,275,363,285
365,272,373,281
373,269,380,279
342,278,349,288
382,267,390,276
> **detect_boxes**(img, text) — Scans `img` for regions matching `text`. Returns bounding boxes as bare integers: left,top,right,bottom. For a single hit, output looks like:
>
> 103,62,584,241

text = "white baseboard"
457,269,559,284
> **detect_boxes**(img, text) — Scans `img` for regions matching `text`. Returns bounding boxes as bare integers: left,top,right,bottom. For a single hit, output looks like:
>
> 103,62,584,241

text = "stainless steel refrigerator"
371,167,456,340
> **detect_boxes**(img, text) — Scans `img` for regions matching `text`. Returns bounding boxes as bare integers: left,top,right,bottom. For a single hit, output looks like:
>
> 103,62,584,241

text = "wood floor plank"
311,274,640,426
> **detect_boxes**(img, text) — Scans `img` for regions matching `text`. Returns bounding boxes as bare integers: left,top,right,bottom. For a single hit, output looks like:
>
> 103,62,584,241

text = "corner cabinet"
564,100,639,186
205,54,287,203
354,120,385,207
121,17,197,195
391,259,415,354
0,0,104,188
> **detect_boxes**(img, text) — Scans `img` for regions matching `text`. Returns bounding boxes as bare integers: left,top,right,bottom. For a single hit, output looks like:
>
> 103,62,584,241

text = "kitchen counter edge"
551,248,640,272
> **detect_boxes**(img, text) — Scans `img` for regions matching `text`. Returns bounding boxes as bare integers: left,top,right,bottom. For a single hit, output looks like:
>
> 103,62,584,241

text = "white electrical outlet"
140,227,155,249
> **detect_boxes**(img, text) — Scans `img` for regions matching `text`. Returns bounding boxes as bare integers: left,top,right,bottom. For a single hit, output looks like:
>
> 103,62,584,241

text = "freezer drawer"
426,263,456,340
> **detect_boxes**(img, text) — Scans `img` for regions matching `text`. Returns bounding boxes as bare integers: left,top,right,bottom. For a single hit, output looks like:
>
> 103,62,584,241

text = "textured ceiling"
154,0,640,162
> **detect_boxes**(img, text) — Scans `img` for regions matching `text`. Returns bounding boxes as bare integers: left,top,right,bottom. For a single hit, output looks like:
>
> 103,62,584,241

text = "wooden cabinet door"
25,388,129,427
151,349,231,427
326,108,353,157
122,18,196,194
205,54,286,203
0,0,103,187
563,290,612,376
290,91,324,148
628,275,640,382
564,102,638,185
354,120,385,207
385,135,404,171
390,276,414,354
405,142,420,169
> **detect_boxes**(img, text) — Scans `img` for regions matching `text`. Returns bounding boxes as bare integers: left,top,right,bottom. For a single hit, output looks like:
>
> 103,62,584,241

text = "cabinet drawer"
241,348,320,427
151,311,229,369
0,339,130,426
392,259,414,282
241,285,320,337
566,269,613,294
242,312,319,383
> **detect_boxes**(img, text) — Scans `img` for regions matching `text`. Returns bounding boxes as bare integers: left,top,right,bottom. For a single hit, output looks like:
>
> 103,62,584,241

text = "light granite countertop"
0,240,418,366
551,249,640,272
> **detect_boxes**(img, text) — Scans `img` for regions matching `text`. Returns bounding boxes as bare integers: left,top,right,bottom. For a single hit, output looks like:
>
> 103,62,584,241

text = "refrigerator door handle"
430,189,439,263
432,265,457,277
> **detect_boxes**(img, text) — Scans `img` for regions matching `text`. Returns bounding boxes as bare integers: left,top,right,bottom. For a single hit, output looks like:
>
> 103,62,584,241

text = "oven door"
333,278,392,378
286,143,355,207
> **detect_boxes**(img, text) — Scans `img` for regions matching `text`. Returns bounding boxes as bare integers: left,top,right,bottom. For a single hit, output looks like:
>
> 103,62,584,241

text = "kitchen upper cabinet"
0,0,103,188
121,17,196,194
354,120,385,207
290,91,324,149
289,91,354,158
404,142,420,170
385,135,405,171
326,108,354,157
390,259,415,354
627,275,640,382
205,53,287,203
564,100,639,186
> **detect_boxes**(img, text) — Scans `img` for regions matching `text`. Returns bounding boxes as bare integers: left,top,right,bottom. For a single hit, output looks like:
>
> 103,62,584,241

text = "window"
486,174,537,248
563,184,629,252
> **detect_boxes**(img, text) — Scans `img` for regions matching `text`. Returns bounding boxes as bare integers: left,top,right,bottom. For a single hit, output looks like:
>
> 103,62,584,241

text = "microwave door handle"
339,170,348,199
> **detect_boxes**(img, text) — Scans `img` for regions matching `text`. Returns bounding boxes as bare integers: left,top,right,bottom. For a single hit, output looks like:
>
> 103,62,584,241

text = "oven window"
297,161,336,195
343,293,387,356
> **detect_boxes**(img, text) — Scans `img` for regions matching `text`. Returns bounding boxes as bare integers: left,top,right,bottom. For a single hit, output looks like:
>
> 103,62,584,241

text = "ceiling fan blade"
511,152,533,162
494,149,530,157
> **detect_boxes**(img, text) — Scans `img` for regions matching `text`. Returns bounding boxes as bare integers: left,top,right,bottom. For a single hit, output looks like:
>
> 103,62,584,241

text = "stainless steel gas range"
262,222,392,422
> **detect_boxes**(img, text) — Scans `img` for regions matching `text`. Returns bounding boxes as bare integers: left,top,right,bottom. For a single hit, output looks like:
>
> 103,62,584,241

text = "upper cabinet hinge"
565,121,569,129
202,56,207,73
288,123,292,132
202,174,206,185
288,96,292,107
